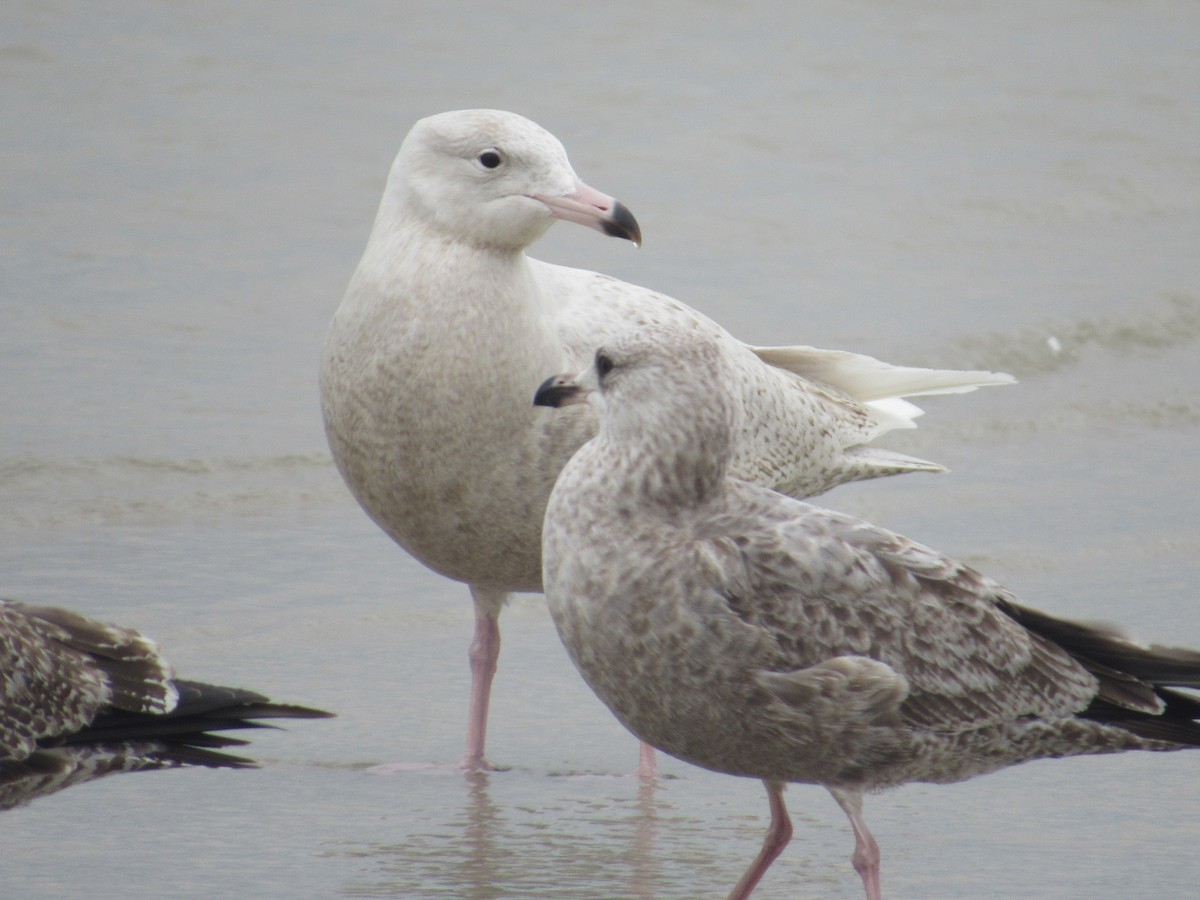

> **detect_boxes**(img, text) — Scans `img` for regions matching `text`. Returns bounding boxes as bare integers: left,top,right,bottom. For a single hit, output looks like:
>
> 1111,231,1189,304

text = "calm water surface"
2,2,1199,897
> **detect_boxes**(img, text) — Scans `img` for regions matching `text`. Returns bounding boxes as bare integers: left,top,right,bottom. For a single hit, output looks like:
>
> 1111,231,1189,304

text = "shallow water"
3,1,1199,897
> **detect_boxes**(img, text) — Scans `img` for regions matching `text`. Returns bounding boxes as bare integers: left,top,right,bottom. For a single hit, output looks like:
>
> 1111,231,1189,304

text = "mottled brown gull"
0,599,332,809
320,108,1014,772
536,325,1200,899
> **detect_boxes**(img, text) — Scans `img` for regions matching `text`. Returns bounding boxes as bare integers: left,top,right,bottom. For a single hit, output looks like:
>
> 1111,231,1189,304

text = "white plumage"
319,108,1012,770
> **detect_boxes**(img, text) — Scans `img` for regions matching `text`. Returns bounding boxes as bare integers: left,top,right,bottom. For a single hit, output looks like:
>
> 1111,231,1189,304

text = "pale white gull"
319,108,1014,772
536,324,1200,899
0,599,332,809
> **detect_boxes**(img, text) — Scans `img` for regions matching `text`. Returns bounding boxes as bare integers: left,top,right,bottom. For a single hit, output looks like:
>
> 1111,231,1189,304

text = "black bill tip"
602,201,642,246
534,374,587,408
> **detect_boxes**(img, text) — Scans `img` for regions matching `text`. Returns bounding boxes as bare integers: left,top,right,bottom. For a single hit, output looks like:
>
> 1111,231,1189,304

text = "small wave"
0,451,350,531
960,534,1200,583
919,292,1200,378
883,396,1200,458
0,450,334,482
956,176,1195,226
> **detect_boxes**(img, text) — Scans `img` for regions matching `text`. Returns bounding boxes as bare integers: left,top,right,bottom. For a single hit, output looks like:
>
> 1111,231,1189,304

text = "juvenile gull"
536,325,1200,899
0,599,332,809
320,108,1013,771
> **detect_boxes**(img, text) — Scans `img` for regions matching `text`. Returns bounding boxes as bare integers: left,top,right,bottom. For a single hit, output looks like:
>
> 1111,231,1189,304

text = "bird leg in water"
637,740,658,779
830,787,882,900
728,780,793,899
460,587,505,772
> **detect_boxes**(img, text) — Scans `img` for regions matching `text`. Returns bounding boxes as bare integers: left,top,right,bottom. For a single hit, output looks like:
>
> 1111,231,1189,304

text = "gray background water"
2,1,1198,897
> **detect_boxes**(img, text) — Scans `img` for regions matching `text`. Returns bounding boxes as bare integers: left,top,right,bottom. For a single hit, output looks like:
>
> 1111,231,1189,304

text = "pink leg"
636,741,658,779
828,787,882,900
727,780,793,900
459,587,505,772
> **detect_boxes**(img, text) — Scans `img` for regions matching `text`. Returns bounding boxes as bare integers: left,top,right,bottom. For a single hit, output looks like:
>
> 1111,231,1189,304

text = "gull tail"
2,599,333,810
750,344,1015,404
999,598,1200,747
752,344,1014,481
2,688,332,811
49,679,334,763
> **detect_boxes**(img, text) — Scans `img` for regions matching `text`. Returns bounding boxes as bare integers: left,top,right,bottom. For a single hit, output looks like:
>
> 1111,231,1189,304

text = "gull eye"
477,149,503,170
596,352,615,379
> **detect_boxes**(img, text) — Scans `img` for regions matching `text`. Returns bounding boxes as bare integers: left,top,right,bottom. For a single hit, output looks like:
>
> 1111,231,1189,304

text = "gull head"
390,109,641,252
535,325,740,500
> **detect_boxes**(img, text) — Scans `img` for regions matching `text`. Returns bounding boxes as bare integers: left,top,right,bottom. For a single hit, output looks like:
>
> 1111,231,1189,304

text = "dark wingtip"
603,201,642,246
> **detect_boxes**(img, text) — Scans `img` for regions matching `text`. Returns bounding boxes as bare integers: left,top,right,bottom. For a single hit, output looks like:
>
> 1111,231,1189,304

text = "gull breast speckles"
319,108,1013,772
537,324,1200,899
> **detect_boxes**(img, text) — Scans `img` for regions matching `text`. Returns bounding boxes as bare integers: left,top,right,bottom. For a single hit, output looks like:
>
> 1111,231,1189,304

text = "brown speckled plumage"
1,600,176,762
540,325,1200,899
0,599,331,809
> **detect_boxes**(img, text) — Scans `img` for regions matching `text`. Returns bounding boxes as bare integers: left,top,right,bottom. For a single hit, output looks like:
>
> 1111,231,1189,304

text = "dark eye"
596,352,615,379
477,150,503,169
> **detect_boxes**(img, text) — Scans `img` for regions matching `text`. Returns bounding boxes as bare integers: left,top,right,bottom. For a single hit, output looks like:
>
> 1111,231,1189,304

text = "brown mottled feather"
541,324,1200,897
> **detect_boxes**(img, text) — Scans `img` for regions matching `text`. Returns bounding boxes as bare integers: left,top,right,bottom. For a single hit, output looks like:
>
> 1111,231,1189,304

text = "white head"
386,109,641,252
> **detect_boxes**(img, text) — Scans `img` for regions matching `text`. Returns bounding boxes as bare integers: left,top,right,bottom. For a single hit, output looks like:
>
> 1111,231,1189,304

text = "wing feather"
697,488,1099,734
